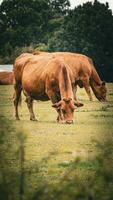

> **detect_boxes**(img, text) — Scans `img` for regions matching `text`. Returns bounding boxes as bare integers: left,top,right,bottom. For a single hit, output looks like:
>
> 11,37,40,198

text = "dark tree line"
0,0,113,81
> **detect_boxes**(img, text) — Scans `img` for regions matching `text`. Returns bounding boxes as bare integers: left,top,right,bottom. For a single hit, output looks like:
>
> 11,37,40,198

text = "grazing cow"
0,71,13,85
13,54,83,123
33,51,107,101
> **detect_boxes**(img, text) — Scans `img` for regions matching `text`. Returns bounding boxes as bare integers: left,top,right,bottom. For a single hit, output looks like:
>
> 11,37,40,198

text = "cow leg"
82,77,93,101
73,85,78,101
46,89,65,123
73,85,84,107
48,94,61,121
13,82,22,120
25,95,37,121
56,109,65,123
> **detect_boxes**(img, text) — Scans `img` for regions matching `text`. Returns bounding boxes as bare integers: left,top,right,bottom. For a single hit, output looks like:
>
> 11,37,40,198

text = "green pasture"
0,84,113,200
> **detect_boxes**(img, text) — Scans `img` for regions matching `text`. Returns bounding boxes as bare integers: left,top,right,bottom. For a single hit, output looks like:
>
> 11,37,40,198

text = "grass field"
0,83,113,200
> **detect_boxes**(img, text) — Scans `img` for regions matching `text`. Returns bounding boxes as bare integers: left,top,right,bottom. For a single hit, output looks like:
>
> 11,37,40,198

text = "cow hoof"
66,120,73,124
30,118,37,121
15,118,20,120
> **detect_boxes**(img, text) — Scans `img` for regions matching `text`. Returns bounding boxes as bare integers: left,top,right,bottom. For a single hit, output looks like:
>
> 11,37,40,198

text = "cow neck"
90,65,102,98
58,65,74,100
90,63,102,85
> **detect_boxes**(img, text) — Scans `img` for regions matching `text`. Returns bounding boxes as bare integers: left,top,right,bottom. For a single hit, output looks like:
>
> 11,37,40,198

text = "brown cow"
0,71,13,85
33,51,107,101
13,54,83,123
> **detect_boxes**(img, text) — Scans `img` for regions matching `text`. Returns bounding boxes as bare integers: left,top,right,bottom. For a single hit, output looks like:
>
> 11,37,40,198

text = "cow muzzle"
99,97,107,102
66,120,73,124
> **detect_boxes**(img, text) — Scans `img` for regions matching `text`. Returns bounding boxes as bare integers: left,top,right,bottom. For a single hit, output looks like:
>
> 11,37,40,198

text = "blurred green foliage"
0,116,113,200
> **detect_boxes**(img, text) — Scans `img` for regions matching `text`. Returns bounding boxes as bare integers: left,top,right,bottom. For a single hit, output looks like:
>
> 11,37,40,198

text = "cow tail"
13,74,22,106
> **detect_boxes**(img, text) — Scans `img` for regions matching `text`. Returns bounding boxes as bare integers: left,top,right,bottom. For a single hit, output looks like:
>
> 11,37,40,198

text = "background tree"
48,0,113,81
0,0,70,59
0,0,113,81
0,0,51,55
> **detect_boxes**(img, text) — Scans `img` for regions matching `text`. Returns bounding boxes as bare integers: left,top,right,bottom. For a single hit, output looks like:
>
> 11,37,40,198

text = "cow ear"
52,102,61,108
102,81,106,86
74,102,84,107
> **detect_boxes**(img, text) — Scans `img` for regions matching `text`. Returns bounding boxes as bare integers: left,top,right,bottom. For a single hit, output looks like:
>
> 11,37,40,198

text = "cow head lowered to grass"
52,98,83,124
13,53,83,124
50,62,83,124
90,81,107,102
